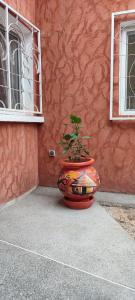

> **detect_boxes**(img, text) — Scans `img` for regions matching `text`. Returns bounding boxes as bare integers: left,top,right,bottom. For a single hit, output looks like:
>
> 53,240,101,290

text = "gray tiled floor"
0,187,135,299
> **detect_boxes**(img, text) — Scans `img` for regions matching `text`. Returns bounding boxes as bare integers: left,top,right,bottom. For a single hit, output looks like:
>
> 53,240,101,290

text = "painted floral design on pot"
57,158,100,209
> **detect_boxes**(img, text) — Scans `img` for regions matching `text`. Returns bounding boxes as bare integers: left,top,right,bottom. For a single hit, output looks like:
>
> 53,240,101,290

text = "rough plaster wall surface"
37,0,135,194
5,0,36,23
0,0,38,204
0,124,38,204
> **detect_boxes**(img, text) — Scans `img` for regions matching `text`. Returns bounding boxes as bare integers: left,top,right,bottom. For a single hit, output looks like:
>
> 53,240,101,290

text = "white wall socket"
49,149,56,157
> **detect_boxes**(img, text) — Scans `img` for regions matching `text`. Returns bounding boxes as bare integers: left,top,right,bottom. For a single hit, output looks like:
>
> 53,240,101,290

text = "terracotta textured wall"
0,0,38,204
37,0,135,194
5,0,36,21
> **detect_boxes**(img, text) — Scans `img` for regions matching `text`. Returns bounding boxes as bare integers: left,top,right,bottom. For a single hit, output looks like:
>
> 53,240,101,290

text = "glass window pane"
127,32,135,110
10,32,21,109
0,26,8,108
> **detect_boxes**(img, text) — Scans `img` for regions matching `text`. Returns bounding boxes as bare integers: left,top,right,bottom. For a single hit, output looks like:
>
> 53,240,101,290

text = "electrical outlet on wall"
49,149,56,157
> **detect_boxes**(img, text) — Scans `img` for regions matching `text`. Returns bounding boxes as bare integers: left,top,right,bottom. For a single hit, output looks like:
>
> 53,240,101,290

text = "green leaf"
58,140,67,145
63,134,71,140
70,115,82,124
63,147,69,154
70,133,78,140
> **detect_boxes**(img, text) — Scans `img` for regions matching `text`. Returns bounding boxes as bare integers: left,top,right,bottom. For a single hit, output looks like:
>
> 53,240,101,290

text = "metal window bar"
0,109,41,114
5,6,11,109
0,68,40,83
38,30,42,113
0,0,39,31
0,84,41,96
0,0,42,115
9,30,22,109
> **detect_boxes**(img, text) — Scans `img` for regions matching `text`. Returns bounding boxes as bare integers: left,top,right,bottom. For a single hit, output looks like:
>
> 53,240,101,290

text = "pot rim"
60,157,95,168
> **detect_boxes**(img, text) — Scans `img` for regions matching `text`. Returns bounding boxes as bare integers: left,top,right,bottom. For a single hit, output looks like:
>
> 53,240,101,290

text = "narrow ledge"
0,114,44,123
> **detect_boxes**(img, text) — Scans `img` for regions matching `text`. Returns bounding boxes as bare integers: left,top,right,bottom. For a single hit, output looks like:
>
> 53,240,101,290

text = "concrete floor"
0,187,135,299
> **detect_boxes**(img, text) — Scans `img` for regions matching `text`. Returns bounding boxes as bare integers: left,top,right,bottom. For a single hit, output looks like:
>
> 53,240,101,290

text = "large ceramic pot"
57,158,100,209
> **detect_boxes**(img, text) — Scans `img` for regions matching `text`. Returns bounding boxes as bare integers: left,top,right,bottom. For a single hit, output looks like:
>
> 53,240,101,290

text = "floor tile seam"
0,238,135,293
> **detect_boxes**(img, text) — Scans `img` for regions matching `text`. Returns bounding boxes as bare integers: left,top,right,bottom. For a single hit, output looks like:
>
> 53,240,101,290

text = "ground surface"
0,187,135,299
106,207,135,239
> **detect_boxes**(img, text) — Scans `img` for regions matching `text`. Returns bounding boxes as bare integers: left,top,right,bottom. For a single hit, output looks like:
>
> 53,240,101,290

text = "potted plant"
57,115,100,209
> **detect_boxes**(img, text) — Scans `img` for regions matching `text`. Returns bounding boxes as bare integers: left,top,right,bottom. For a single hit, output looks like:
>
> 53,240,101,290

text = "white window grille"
0,0,43,122
110,10,135,120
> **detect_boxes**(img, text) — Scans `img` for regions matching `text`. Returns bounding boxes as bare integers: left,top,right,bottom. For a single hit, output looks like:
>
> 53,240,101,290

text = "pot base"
63,196,94,209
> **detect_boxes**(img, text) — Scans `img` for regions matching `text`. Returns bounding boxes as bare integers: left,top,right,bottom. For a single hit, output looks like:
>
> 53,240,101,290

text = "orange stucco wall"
0,0,38,204
37,0,135,194
2,0,135,203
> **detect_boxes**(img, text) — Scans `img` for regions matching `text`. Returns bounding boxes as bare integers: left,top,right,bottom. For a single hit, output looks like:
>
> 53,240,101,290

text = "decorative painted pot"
57,158,100,209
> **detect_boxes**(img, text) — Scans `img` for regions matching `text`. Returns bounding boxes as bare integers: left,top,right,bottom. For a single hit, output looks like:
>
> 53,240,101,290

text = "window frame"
110,10,135,121
0,0,43,123
119,21,135,115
